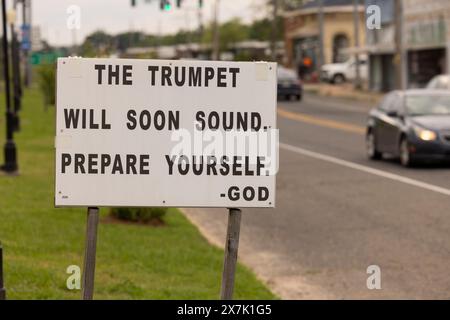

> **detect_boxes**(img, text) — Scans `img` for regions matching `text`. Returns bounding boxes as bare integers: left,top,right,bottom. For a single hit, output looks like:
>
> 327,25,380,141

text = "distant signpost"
55,57,278,299
30,51,63,65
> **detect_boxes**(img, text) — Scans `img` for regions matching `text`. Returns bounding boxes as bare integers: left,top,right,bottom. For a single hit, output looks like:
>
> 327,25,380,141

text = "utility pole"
1,0,18,173
270,0,279,61
353,0,362,89
212,0,220,60
183,5,191,57
317,0,325,70
71,28,78,55
394,0,406,90
197,0,203,44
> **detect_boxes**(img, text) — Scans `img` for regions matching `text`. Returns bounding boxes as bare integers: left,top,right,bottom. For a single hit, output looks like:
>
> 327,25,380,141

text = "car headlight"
413,126,437,141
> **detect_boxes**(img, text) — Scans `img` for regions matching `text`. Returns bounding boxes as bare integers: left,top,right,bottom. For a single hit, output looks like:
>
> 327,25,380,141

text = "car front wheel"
366,131,382,160
400,138,414,167
332,74,345,84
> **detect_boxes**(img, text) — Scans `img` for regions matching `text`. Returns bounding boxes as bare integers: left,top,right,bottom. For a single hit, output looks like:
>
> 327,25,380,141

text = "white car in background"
320,56,368,84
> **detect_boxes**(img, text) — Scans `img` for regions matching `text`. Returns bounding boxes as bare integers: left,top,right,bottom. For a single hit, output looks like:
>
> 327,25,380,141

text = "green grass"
0,86,275,300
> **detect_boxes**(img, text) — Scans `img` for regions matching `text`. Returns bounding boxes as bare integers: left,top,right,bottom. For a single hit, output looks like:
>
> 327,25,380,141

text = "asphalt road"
185,93,450,299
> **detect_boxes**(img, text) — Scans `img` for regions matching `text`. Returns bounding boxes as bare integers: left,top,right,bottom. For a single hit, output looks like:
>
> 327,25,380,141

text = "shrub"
110,207,167,224
37,64,56,107
234,51,253,62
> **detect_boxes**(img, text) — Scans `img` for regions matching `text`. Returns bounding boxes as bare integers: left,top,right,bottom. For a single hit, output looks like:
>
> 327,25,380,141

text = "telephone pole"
317,0,325,70
197,2,203,42
270,0,279,61
394,0,406,90
212,0,220,60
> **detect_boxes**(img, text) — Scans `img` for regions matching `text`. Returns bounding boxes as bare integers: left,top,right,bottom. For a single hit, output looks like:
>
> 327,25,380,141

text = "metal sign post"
0,243,5,300
81,207,99,300
220,208,242,300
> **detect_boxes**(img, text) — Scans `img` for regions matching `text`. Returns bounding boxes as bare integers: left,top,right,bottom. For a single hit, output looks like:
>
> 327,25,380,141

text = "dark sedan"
277,67,302,101
366,90,450,166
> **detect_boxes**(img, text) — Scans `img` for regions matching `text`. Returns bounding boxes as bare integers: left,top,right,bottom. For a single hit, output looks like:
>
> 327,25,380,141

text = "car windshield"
405,95,450,116
277,68,297,81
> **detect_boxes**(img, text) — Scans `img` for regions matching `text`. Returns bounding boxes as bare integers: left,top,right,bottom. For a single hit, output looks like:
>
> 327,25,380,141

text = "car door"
374,92,396,153
381,93,403,154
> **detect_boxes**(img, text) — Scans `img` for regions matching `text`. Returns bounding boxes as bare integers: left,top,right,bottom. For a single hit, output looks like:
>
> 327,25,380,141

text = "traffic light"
199,0,203,8
131,0,136,7
176,0,182,8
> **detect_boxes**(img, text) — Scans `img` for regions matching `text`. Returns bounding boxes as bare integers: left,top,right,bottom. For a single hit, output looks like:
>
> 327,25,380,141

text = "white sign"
55,58,278,208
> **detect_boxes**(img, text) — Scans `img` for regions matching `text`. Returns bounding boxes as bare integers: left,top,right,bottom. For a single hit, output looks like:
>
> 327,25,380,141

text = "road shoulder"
181,208,334,300
304,83,382,104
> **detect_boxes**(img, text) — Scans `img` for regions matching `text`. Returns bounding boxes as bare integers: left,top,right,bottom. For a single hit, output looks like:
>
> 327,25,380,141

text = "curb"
303,85,382,104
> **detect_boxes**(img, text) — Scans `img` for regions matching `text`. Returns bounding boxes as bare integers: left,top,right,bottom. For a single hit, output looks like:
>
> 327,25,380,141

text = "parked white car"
426,75,450,90
320,56,368,84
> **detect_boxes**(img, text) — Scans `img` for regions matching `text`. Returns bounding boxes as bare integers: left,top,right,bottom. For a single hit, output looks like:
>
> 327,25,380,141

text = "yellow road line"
277,107,366,135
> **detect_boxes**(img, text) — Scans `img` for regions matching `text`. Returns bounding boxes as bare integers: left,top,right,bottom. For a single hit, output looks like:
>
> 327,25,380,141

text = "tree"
202,18,249,52
249,18,283,41
266,0,304,60
282,0,304,10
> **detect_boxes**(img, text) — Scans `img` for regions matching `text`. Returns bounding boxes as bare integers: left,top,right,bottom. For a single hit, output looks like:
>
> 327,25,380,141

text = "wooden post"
82,207,99,300
220,208,242,300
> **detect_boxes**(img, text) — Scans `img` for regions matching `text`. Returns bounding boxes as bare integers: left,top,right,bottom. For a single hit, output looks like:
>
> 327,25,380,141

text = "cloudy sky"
28,0,268,46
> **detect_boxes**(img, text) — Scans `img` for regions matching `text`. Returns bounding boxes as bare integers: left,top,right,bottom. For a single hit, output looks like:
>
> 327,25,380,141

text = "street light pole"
11,0,22,130
1,0,18,173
